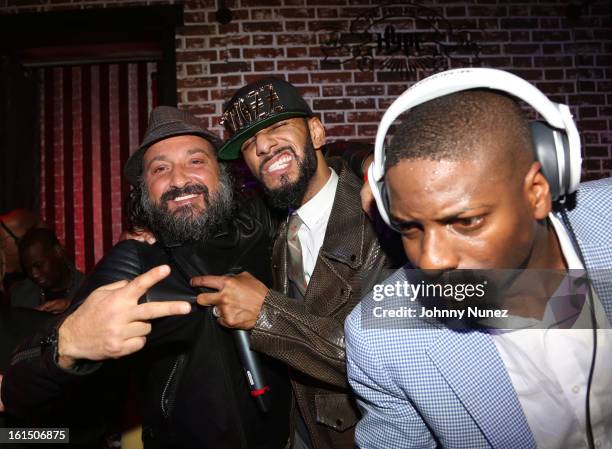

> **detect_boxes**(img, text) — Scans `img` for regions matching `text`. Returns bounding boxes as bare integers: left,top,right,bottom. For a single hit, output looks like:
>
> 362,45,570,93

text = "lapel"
427,329,536,449
553,205,612,322
305,159,365,316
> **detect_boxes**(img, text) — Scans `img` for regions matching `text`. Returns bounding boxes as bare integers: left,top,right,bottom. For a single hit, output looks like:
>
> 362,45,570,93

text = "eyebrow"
390,205,492,227
145,147,212,170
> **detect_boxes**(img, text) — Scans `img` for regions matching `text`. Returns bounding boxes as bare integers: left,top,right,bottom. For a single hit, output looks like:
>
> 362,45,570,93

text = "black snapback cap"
218,78,314,160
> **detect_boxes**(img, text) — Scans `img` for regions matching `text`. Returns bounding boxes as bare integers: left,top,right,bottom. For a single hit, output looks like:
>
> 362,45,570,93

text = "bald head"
386,89,535,182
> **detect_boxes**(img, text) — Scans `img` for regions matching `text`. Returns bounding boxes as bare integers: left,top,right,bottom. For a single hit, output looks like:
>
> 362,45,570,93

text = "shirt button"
571,385,580,394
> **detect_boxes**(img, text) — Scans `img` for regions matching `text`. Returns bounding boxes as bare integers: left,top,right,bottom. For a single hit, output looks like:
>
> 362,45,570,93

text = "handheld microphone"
160,248,271,413
232,328,271,413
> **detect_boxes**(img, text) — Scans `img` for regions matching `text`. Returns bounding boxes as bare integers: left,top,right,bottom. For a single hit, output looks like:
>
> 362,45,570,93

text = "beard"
140,163,234,245
260,131,318,211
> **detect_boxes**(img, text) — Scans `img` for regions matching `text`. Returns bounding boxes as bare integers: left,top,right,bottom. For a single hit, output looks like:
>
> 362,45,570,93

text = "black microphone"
159,247,271,413
232,328,271,413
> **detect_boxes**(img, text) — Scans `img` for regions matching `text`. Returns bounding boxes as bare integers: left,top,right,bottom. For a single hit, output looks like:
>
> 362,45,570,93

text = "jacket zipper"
161,354,185,419
10,346,41,366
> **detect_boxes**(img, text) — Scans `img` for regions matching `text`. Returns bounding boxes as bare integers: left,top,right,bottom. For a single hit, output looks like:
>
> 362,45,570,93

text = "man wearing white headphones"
345,68,612,448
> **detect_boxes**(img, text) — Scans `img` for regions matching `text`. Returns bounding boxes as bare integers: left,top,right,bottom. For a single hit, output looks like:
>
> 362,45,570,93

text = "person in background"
16,227,85,313
0,210,46,302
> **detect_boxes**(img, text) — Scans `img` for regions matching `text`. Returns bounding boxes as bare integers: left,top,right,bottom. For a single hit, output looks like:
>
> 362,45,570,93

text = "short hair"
385,89,534,173
18,228,61,256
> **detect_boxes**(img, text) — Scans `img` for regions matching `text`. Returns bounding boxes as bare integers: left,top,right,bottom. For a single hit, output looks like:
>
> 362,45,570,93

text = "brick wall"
2,0,611,180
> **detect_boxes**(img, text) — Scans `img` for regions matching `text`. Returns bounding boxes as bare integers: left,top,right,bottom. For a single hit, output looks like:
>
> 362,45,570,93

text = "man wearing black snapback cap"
193,78,403,449
3,106,292,449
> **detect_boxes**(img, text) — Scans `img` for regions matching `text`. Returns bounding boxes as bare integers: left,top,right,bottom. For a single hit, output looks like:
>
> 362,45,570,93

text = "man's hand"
0,373,4,412
36,298,71,314
58,265,191,369
192,272,268,330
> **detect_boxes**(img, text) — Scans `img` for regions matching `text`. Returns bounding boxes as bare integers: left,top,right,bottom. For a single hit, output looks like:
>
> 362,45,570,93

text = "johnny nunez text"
372,306,509,319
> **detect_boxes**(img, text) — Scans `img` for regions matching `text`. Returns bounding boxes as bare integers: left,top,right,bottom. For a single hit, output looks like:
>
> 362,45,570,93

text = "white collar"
296,168,339,230
548,212,584,270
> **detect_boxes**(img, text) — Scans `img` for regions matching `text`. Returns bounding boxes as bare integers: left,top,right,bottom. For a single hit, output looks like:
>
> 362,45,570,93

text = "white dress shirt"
492,214,612,449
294,168,339,285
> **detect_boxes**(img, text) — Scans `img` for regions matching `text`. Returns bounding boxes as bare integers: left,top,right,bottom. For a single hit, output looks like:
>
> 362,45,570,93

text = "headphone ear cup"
530,121,563,201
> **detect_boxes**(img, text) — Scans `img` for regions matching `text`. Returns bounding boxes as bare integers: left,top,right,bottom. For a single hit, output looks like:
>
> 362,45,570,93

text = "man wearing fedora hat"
2,106,292,449
192,78,403,449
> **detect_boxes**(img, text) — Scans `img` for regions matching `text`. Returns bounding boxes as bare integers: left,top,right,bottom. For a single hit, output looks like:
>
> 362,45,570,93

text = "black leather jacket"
2,197,291,449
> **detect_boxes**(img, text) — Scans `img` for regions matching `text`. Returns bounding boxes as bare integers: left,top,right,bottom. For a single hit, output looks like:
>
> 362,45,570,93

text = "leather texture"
3,196,292,449
251,159,404,449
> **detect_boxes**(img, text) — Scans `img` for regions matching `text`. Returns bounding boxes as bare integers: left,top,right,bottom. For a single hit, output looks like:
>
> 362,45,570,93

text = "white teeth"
173,194,198,202
267,154,292,173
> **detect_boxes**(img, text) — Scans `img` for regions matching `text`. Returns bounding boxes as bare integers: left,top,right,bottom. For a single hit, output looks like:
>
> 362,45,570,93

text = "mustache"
160,183,209,206
259,146,296,178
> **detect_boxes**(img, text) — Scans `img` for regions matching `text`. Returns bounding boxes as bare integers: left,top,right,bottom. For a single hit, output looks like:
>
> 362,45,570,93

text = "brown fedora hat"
124,106,222,186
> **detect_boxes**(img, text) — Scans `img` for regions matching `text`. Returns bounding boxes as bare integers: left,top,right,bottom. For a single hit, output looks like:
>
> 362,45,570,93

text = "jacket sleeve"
250,246,395,389
250,289,351,387
2,240,144,418
345,305,437,449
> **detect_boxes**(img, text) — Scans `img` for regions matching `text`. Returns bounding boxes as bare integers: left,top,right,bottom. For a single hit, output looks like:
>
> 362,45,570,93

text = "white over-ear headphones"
368,67,582,229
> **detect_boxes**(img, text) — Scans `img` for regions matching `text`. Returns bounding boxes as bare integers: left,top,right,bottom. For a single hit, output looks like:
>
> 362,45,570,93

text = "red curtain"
38,62,157,274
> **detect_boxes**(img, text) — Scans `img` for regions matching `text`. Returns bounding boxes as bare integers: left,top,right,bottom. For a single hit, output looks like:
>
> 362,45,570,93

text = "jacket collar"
318,158,367,269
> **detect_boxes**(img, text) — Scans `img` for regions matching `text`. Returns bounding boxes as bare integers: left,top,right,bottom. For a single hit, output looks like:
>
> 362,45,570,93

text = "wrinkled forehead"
143,135,218,164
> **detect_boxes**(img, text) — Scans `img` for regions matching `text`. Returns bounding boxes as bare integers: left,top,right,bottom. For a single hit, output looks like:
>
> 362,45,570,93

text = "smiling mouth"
264,151,294,175
169,193,202,206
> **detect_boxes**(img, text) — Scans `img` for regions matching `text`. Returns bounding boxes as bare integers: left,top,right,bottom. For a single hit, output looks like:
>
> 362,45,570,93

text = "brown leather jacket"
250,159,401,449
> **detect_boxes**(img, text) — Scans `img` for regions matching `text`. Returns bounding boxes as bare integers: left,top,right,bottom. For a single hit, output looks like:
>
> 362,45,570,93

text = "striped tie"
287,213,307,296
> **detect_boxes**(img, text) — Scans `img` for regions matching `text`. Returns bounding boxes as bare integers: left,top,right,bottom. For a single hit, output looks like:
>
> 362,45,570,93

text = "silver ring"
212,306,221,318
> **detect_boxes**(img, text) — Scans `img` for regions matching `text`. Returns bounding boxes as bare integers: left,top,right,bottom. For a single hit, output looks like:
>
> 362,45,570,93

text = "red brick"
254,61,275,72
243,21,283,33
317,8,338,18
185,89,210,103
209,36,250,48
357,125,378,137
311,72,351,83
176,50,218,63
325,125,356,137
285,21,307,32
210,61,252,74
243,48,285,59
279,8,315,19
220,75,243,87
252,35,274,46
347,111,382,123
322,85,343,96
323,112,345,123
178,77,219,88
277,60,318,71
177,25,217,36
313,99,354,110
308,20,349,32
346,84,385,96
276,34,313,45
288,74,309,84
287,47,309,58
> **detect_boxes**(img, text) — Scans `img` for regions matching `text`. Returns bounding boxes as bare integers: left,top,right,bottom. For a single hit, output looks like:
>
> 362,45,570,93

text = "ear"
307,117,326,150
524,161,552,220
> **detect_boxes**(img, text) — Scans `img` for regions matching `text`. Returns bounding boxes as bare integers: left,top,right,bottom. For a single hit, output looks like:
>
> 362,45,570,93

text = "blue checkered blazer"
345,178,612,449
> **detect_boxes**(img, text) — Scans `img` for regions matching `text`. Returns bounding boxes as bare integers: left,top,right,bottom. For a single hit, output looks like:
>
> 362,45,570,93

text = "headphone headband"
370,67,582,227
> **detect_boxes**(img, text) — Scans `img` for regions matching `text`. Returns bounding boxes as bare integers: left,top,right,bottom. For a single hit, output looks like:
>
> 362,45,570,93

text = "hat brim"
217,111,311,161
